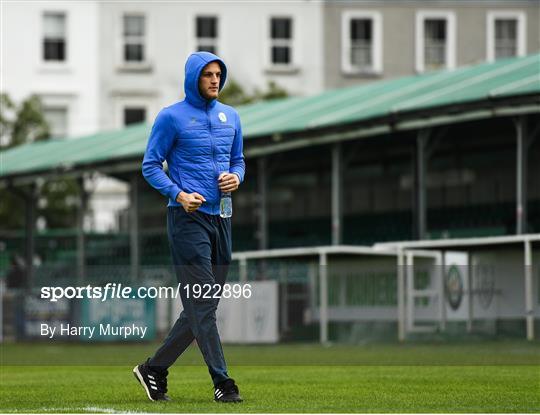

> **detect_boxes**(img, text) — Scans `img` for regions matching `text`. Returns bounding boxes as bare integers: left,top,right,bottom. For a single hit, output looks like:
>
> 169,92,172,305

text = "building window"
424,19,446,69
43,12,66,62
495,20,517,57
487,11,526,62
416,11,456,73
341,11,382,74
43,107,68,138
196,16,218,54
124,107,146,126
350,19,372,69
123,14,145,62
270,17,293,65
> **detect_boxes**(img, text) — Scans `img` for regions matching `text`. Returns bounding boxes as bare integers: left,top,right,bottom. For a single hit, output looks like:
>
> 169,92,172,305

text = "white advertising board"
217,281,279,343
166,281,279,343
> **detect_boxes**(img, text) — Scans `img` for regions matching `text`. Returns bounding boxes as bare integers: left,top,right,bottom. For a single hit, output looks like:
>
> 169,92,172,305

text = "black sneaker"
214,378,243,403
133,359,170,401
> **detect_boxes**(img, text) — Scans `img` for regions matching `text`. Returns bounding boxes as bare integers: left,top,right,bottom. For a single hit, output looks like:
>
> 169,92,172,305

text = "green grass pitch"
1,341,539,413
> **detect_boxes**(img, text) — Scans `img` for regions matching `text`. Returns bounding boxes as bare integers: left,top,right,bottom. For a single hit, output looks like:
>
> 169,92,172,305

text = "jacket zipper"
206,103,219,210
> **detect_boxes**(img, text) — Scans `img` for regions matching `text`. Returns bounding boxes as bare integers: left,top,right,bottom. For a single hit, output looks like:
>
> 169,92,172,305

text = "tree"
0,94,79,230
254,81,289,101
1,93,49,150
219,79,289,106
218,79,255,107
0,94,16,148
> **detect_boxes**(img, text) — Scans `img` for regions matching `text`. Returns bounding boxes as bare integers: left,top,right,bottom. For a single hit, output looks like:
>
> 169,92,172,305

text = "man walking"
134,51,245,403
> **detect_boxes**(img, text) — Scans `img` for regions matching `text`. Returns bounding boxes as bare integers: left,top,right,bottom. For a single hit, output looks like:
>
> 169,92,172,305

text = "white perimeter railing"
232,245,445,343
375,234,540,342
232,234,540,343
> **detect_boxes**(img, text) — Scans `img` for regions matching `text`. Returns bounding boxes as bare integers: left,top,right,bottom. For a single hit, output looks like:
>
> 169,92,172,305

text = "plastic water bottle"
220,192,232,218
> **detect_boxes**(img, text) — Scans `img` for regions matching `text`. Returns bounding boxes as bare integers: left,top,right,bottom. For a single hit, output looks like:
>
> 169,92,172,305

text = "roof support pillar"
24,184,37,290
129,174,140,284
414,130,430,240
331,143,343,245
515,116,527,234
257,157,268,251
76,177,88,285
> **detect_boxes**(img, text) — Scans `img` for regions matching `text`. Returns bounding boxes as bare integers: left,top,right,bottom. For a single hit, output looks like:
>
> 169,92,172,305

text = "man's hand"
176,191,206,213
218,173,240,193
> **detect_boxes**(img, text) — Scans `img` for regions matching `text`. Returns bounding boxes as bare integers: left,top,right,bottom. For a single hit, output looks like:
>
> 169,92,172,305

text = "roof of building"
1,53,539,182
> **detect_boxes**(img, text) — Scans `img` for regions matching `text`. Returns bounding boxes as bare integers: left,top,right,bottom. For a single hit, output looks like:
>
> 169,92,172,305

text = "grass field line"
6,408,67,413
83,406,146,414
5,407,147,414
9,406,151,414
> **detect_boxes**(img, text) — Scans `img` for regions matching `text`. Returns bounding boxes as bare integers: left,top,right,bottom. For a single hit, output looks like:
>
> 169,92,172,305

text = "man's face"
198,61,221,100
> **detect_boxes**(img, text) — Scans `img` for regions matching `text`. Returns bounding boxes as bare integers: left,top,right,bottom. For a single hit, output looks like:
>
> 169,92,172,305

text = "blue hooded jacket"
142,52,245,215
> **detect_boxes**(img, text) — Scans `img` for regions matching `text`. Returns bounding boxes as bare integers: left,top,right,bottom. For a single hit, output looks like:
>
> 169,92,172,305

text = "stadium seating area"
236,200,539,249
1,200,538,286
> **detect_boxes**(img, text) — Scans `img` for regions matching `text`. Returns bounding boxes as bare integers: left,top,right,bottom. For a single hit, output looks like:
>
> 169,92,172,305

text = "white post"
239,256,249,341
239,257,248,283
319,251,329,344
397,248,406,342
466,253,473,333
524,239,534,341
280,263,289,332
437,252,446,331
308,262,317,320
406,252,414,332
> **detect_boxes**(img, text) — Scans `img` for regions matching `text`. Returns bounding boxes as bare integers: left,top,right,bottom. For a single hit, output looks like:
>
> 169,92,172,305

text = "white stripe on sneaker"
151,385,158,390
149,380,156,385
216,391,223,399
148,375,154,379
